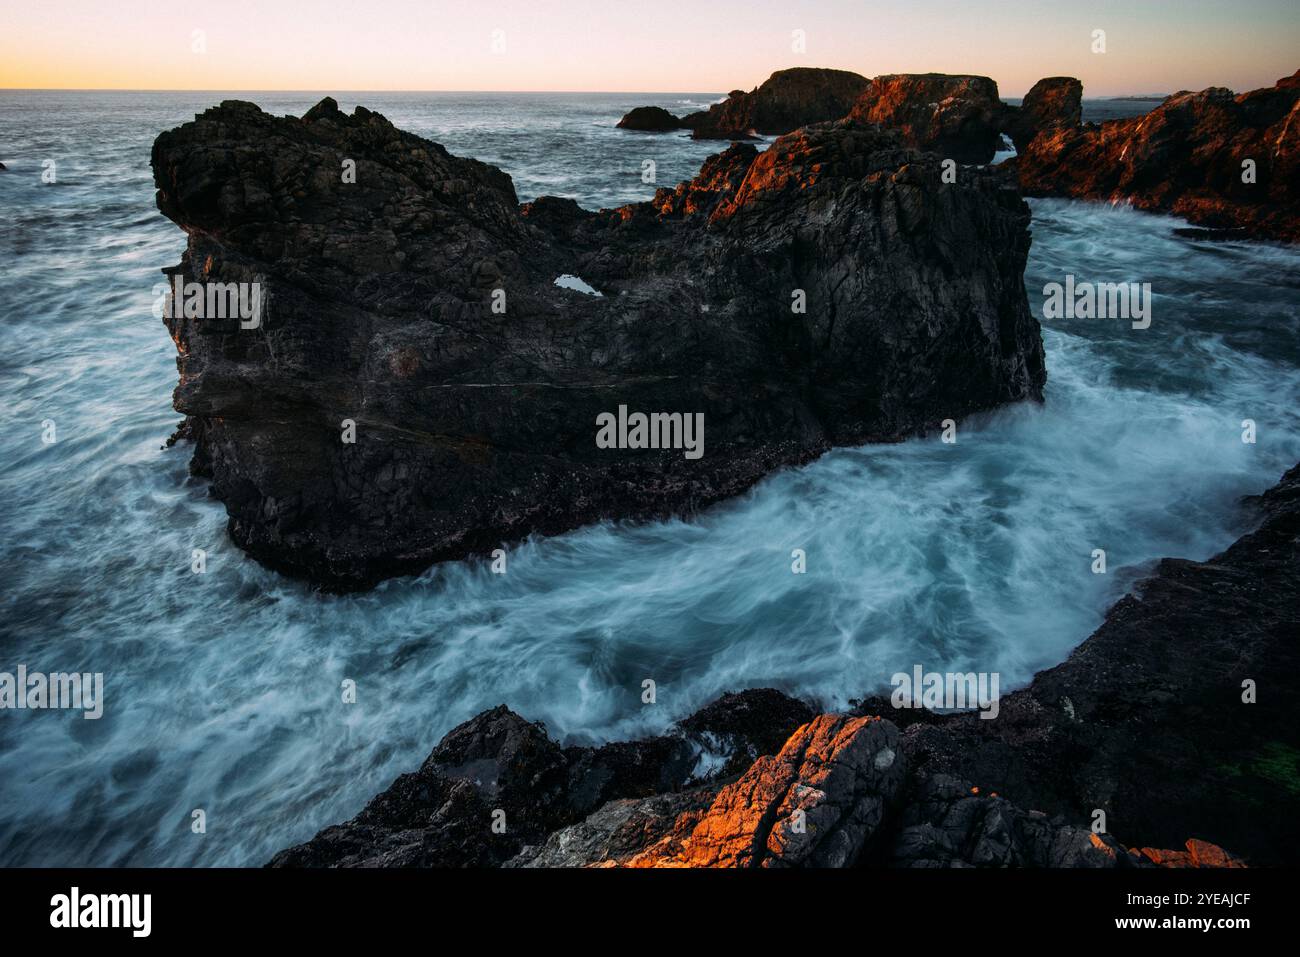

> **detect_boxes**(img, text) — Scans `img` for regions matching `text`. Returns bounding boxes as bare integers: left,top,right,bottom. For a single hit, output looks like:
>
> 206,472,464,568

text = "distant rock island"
618,67,1299,240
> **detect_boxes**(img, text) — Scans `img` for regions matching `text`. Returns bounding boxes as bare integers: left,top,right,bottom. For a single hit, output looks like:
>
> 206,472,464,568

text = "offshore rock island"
151,95,1044,590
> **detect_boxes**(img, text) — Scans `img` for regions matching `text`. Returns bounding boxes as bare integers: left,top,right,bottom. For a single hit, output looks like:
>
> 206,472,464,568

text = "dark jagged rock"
267,706,568,867
507,788,718,868
897,463,1300,866
677,687,815,777
888,773,1135,867
1013,70,1300,241
679,67,869,139
1001,76,1082,153
846,73,1006,164
151,98,1044,589
268,688,814,867
615,105,684,132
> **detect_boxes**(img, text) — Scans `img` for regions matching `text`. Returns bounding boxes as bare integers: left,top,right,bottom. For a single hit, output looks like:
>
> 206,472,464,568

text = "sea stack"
152,97,1045,589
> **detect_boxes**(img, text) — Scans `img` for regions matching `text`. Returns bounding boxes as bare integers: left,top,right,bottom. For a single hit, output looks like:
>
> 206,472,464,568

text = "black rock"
151,98,1045,589
615,105,684,131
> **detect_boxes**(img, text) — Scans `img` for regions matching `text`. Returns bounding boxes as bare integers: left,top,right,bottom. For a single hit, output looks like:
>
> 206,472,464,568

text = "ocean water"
1,91,1298,867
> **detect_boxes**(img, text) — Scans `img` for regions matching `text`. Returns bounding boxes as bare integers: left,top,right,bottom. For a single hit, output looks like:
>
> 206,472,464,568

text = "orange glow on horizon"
2,1,1297,98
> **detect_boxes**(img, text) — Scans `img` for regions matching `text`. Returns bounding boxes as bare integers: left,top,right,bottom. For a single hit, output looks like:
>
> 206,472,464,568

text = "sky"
1,0,1297,97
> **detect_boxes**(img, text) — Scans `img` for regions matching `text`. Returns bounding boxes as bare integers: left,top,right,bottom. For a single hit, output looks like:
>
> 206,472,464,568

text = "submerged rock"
1013,70,1300,241
151,97,1044,589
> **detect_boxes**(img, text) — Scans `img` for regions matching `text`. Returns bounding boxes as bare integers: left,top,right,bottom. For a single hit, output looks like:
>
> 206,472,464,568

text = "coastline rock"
888,773,1134,867
152,98,1044,589
1001,76,1082,153
629,714,906,867
615,105,684,132
680,67,869,139
846,73,1005,164
271,464,1295,867
507,788,718,868
896,463,1300,866
1131,839,1247,868
269,688,813,867
1013,70,1300,241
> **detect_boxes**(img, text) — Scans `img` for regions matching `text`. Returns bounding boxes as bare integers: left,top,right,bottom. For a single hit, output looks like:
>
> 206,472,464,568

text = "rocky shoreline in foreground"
269,464,1299,868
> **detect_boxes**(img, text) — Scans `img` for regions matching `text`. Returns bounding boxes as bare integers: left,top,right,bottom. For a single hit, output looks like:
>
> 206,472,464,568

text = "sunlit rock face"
625,714,906,868
679,67,870,139
1001,76,1082,154
846,73,1007,164
1013,70,1300,241
152,97,1044,589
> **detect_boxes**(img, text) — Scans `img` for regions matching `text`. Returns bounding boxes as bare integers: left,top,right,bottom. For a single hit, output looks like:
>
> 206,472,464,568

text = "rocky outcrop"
273,464,1296,867
615,105,684,132
625,714,905,867
1001,76,1082,153
151,97,1044,589
1014,70,1300,241
846,73,1006,164
268,688,815,867
679,68,869,139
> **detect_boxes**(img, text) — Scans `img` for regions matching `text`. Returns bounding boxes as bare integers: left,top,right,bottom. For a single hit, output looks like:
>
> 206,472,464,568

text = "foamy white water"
1,93,1297,866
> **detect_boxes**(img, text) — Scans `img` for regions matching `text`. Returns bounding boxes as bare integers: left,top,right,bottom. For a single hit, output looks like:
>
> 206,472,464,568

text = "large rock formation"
272,463,1296,867
151,97,1044,589
1014,70,1300,241
618,68,870,140
846,73,1006,164
1001,76,1082,153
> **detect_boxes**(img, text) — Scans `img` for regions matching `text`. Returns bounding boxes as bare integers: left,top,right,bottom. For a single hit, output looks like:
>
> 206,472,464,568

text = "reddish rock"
900,463,1300,866
680,67,869,140
1131,839,1247,868
627,715,906,868
847,73,1006,164
1003,76,1082,152
1015,70,1300,241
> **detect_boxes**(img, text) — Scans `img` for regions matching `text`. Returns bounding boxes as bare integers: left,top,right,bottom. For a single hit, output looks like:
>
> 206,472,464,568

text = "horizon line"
0,86,1173,99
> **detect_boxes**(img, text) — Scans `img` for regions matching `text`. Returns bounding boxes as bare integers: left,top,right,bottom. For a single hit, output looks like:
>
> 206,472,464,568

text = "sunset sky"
2,0,1297,97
